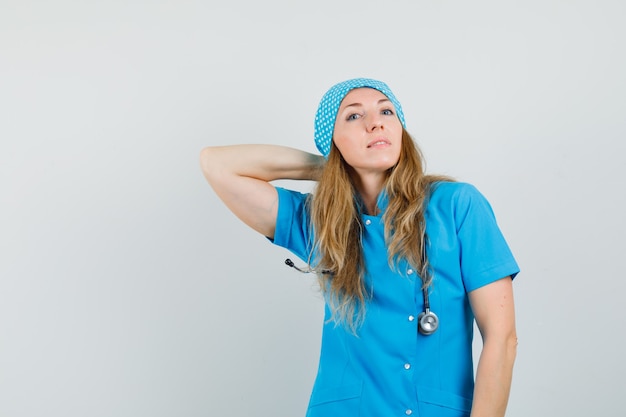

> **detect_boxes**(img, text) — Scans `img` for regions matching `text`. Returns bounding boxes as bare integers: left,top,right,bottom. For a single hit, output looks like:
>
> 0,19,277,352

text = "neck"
350,170,386,215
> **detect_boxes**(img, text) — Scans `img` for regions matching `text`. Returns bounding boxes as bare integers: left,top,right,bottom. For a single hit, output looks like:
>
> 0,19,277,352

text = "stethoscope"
418,285,438,335
285,258,439,335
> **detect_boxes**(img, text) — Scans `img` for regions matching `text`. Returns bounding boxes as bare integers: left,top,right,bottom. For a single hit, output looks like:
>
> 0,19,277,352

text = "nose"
366,114,383,132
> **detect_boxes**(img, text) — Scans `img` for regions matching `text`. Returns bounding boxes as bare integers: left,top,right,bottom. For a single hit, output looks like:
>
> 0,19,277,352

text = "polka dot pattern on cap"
314,78,406,158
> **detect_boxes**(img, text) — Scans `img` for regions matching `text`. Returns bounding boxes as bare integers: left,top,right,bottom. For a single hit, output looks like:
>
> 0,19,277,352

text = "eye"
381,108,395,116
346,113,361,121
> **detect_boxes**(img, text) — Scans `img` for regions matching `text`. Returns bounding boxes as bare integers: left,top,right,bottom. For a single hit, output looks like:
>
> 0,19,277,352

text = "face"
332,88,403,177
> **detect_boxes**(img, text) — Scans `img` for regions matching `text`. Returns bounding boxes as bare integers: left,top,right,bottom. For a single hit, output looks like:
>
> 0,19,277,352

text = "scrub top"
272,181,519,417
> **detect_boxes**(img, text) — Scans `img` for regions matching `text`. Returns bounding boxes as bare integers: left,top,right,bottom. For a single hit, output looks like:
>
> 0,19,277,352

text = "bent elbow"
199,146,214,170
199,147,221,182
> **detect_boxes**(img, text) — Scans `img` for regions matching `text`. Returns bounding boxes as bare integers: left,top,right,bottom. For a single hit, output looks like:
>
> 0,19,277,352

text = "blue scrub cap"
314,78,406,158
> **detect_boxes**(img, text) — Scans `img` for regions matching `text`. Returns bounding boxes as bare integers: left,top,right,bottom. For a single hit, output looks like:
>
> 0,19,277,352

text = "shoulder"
429,181,486,206
275,186,312,219
427,181,497,226
276,186,310,201
276,186,311,208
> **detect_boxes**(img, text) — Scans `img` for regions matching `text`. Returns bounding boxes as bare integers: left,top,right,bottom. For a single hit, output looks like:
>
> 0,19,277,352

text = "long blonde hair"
308,129,453,332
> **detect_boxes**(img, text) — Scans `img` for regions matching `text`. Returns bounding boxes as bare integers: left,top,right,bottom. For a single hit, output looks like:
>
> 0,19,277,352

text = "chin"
379,156,401,169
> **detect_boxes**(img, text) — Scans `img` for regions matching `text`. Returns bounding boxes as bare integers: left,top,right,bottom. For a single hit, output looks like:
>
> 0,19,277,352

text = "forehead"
339,88,390,107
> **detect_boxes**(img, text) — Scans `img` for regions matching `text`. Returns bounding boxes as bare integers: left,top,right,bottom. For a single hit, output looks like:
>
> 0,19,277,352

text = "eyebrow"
342,98,391,109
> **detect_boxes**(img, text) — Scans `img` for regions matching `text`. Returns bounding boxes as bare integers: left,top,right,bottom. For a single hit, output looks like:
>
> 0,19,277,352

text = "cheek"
333,121,360,142
331,131,353,155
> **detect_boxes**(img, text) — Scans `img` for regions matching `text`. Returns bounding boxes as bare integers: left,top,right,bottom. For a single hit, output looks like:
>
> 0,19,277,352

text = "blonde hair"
308,129,453,332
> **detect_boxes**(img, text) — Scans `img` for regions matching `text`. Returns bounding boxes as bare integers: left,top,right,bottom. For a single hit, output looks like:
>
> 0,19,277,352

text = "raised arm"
468,276,517,417
200,144,324,239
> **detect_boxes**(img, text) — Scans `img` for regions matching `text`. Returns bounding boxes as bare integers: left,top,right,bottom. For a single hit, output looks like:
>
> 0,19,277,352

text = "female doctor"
200,78,519,417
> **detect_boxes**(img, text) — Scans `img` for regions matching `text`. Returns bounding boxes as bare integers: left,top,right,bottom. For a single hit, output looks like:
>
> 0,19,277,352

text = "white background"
1,1,625,416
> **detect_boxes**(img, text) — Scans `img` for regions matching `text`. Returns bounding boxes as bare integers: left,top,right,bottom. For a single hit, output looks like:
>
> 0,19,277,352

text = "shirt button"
365,219,372,225
407,268,414,275
404,363,411,370
408,315,415,322
405,410,413,415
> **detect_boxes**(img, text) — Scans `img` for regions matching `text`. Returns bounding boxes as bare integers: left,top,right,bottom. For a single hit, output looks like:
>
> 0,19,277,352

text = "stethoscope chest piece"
417,309,439,335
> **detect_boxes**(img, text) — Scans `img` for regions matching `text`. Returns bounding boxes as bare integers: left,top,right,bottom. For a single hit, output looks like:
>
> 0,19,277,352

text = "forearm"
200,144,324,184
470,336,517,417
199,144,325,238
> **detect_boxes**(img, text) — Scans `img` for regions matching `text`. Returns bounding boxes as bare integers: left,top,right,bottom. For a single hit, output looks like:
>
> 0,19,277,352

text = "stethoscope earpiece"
285,259,332,275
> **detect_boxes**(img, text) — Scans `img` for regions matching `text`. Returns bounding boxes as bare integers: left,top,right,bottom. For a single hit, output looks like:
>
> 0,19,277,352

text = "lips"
367,138,391,148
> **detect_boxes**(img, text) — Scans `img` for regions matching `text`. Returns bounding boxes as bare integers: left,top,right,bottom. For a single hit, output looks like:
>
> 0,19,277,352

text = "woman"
200,78,519,417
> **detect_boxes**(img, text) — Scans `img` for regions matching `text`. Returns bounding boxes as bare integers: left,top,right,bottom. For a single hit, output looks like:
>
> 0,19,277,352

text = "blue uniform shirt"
272,182,519,417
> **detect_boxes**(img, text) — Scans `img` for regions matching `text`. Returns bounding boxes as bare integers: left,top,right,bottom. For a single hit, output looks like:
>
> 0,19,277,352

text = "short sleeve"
452,184,520,292
270,187,313,262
